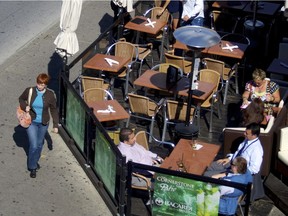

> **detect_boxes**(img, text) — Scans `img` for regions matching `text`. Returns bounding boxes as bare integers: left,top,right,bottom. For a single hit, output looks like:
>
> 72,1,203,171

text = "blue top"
32,88,44,123
219,170,252,215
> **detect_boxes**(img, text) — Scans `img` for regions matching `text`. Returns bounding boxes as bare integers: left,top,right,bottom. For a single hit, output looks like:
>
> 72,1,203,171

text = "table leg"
124,68,131,99
135,31,140,44
109,77,115,98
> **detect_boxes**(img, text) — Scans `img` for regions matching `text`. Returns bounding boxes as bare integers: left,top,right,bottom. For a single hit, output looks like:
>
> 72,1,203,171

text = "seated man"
212,157,252,216
181,0,204,26
204,123,264,201
118,128,162,186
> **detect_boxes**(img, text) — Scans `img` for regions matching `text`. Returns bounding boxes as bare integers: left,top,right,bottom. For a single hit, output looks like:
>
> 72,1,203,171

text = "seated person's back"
212,157,252,215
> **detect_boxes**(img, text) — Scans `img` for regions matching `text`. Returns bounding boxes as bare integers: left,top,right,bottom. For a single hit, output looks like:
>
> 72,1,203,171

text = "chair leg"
149,118,155,142
138,60,143,77
124,69,132,99
209,105,213,133
217,100,222,119
235,72,239,94
143,58,151,69
161,118,168,141
238,203,244,216
109,77,115,98
126,117,130,127
223,80,229,105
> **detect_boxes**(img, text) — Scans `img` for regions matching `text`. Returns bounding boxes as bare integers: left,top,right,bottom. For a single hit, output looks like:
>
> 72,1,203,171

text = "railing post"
126,160,133,216
118,156,127,216
117,9,125,39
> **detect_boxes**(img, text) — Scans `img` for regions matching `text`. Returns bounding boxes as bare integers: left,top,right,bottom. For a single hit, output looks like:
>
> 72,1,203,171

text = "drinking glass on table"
191,138,197,150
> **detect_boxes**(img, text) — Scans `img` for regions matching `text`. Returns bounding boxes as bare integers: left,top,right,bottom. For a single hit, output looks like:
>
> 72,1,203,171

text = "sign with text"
152,173,220,216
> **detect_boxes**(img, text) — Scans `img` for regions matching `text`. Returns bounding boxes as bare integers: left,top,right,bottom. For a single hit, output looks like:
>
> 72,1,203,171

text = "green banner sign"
152,173,220,216
94,128,116,198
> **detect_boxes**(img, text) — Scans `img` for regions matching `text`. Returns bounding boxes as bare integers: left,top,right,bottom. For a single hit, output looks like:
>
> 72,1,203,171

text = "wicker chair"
80,75,109,93
135,130,149,150
106,40,137,98
164,52,193,76
197,69,223,132
134,43,153,77
202,57,238,105
119,38,153,77
126,93,164,141
143,7,171,62
135,130,175,150
83,88,113,103
221,33,250,45
151,63,183,76
210,10,240,34
162,99,196,141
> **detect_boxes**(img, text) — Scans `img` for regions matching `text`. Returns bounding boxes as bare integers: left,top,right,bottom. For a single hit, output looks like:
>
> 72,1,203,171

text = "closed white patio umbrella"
54,0,82,57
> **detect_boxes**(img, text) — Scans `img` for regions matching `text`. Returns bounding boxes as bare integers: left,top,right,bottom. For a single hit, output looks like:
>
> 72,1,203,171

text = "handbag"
17,88,33,128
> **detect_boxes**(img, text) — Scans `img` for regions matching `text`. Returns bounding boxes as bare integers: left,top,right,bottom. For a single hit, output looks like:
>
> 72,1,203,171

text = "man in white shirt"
204,123,264,201
118,128,161,165
181,0,204,26
204,123,263,176
118,128,162,186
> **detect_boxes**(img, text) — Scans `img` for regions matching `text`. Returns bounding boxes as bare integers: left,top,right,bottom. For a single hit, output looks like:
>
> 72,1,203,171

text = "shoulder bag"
17,88,33,128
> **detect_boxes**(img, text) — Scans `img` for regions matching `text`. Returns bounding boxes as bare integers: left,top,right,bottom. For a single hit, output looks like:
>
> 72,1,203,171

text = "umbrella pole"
63,50,69,79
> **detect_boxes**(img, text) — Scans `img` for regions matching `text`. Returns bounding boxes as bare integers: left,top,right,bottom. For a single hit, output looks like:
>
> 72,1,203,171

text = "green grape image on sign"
152,173,220,216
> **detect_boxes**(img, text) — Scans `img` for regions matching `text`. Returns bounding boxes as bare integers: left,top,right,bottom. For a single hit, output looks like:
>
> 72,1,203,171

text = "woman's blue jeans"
26,122,48,170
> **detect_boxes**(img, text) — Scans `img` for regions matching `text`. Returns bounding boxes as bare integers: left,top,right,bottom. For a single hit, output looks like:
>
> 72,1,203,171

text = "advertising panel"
153,173,220,216
66,88,85,152
94,128,116,198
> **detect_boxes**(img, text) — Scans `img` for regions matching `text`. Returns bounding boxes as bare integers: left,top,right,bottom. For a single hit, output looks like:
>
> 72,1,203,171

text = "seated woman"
212,157,252,216
242,98,268,127
242,68,280,116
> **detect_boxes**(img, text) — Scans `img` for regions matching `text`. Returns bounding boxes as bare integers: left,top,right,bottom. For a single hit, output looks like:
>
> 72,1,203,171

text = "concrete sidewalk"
0,1,113,215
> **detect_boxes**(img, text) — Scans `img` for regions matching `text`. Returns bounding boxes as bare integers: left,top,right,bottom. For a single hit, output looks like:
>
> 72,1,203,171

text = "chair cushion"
223,116,274,133
279,127,288,151
137,46,152,60
263,116,275,133
278,151,288,166
223,127,266,133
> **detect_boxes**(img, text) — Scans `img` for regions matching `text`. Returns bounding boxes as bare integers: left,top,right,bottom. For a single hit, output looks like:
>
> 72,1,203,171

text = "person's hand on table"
216,158,230,166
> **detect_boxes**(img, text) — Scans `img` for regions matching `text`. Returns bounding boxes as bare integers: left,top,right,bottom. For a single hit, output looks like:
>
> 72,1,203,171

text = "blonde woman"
242,68,280,115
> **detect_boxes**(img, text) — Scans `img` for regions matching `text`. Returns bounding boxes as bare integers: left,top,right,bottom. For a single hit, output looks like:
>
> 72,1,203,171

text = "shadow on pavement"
13,125,29,156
